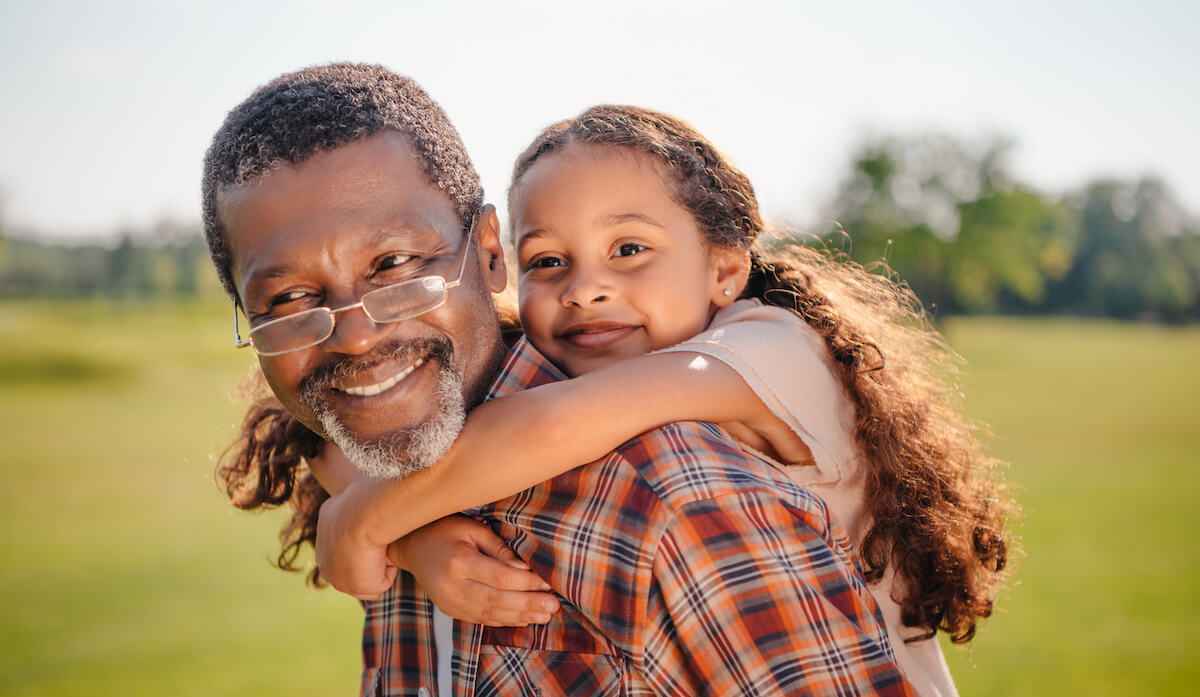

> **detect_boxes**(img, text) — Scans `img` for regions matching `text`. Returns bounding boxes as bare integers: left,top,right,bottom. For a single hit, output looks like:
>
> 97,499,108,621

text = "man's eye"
615,243,647,258
377,253,416,272
269,290,313,308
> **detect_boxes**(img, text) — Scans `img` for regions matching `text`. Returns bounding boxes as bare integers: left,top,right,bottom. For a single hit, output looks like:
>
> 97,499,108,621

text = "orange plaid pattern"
360,337,915,696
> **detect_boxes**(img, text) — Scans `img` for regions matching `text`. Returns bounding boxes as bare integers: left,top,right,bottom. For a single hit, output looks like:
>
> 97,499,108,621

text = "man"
203,63,915,696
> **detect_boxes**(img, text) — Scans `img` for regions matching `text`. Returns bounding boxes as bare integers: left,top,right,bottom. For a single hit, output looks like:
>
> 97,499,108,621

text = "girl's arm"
310,452,561,624
321,350,807,557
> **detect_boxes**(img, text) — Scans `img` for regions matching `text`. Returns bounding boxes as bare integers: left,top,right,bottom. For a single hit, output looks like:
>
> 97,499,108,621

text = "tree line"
2,133,1198,321
0,220,221,300
814,134,1200,323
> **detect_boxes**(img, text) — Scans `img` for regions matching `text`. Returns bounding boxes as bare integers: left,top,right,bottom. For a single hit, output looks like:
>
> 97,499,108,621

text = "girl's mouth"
558,321,640,349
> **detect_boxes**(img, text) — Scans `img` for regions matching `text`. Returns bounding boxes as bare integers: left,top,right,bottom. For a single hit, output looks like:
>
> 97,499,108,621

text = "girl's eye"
615,242,647,258
528,255,566,270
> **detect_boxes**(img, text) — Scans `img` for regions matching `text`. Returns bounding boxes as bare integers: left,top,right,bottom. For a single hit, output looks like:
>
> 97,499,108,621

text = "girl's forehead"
555,142,663,173
511,143,676,219
515,156,674,229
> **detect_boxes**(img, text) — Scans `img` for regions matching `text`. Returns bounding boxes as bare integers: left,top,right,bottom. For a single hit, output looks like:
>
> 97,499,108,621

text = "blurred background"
1,1,1197,695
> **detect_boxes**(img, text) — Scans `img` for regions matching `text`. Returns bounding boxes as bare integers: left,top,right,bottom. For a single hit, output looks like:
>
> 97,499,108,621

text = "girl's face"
512,143,743,377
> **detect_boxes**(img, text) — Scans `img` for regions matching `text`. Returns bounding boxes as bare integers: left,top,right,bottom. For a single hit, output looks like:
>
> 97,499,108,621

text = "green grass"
939,317,1200,696
0,300,361,697
1,301,1196,695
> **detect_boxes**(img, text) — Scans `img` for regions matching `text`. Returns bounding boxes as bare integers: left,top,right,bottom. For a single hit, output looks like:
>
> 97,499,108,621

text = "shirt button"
418,687,431,697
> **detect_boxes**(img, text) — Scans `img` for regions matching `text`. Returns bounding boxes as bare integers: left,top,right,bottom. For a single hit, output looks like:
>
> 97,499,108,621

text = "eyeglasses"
234,227,475,357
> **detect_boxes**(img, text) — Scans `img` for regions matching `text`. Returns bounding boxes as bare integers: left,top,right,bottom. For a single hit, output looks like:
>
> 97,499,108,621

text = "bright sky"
1,0,1196,240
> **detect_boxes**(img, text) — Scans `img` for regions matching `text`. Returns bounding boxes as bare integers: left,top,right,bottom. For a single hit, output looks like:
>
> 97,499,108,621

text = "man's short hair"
201,62,484,301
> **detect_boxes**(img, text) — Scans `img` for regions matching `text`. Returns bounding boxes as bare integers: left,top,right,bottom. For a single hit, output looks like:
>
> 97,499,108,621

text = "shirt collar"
485,334,567,400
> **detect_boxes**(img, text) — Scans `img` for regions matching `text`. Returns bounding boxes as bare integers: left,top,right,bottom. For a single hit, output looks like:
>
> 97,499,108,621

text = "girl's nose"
560,267,614,307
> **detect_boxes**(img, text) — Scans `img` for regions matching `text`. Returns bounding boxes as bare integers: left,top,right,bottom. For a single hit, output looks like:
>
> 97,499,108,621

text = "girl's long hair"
217,371,327,585
508,105,1012,643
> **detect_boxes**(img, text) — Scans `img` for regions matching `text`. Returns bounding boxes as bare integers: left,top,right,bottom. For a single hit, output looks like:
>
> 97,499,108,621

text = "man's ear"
710,246,751,307
474,204,508,293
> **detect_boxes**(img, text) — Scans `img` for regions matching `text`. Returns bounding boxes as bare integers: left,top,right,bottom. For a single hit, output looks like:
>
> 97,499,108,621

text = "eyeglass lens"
361,276,447,322
249,276,449,355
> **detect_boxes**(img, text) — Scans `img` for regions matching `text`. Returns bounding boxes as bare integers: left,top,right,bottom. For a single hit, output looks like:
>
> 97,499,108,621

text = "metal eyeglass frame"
233,223,475,357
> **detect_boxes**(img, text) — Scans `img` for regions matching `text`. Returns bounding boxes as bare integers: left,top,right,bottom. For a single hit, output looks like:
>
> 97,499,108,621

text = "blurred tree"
107,231,155,296
824,134,1082,316
0,190,7,269
952,189,1077,313
172,235,203,296
823,134,1018,313
0,219,214,299
107,233,137,295
1048,178,1198,322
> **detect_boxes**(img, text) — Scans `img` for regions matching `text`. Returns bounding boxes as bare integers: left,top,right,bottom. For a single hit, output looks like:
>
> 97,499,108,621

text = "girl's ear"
709,246,751,307
474,204,508,293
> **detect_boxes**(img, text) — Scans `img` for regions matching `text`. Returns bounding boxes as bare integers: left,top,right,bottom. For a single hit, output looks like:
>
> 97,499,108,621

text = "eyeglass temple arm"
233,306,252,349
443,214,478,291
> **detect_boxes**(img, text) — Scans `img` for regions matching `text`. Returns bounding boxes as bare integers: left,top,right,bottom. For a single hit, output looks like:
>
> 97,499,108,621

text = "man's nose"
560,266,615,307
320,304,398,356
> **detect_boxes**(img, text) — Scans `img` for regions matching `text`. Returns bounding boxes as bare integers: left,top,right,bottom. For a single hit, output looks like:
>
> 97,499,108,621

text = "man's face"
218,131,508,477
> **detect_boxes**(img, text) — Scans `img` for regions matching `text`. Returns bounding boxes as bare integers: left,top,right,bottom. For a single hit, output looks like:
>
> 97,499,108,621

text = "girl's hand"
316,477,397,600
307,441,360,496
392,516,561,627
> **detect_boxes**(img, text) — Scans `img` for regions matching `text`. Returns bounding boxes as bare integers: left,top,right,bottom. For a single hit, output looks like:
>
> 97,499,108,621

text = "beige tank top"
658,299,959,697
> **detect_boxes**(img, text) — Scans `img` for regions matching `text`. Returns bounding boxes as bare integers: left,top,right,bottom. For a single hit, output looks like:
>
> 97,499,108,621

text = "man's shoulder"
486,336,565,400
487,336,837,537
609,420,834,532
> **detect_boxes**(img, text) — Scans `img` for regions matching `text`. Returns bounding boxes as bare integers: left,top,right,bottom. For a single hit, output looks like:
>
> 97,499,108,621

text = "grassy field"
0,300,1196,696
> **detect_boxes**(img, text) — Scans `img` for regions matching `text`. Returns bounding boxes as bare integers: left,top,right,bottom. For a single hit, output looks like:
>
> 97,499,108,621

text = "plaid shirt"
360,337,915,697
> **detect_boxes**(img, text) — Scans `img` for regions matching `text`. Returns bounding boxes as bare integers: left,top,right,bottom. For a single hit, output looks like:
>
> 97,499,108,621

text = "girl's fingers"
458,580,560,627
463,549,552,592
468,523,532,570
409,516,560,626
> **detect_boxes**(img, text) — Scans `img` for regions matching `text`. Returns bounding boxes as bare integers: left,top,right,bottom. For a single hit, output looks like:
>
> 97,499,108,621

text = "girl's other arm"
307,445,358,496
309,446,559,625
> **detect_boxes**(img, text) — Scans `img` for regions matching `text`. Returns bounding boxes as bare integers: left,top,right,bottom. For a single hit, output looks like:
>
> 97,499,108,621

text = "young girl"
235,106,1010,697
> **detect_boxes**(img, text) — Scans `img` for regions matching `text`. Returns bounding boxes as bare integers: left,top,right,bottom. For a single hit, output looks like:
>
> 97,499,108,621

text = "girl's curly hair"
508,105,1012,643
218,371,327,585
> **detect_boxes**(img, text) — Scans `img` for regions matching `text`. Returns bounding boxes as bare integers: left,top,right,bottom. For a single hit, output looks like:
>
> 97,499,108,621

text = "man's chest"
467,611,651,697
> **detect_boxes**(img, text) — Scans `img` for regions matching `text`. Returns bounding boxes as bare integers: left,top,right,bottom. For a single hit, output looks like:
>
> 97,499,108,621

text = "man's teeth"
341,358,426,397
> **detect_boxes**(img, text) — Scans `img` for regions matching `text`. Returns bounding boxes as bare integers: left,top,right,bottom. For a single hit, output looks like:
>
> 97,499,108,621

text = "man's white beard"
315,361,466,479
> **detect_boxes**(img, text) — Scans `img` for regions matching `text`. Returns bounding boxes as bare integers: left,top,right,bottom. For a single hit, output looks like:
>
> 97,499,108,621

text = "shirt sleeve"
640,490,916,697
655,300,860,488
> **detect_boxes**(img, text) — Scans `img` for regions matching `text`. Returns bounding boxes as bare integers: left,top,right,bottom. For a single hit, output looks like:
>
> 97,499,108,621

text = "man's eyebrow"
365,226,441,249
602,212,665,229
245,226,440,290
239,263,296,307
244,262,297,285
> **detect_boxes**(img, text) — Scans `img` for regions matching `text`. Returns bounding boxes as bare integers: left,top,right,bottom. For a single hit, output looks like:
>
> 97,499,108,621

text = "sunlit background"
1,1,1197,696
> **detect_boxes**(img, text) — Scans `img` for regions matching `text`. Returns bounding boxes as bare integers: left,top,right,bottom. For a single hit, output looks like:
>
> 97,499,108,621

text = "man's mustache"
298,337,454,402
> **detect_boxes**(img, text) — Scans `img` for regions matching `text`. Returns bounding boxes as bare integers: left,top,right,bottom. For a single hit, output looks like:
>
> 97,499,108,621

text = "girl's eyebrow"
602,212,665,229
515,227,550,253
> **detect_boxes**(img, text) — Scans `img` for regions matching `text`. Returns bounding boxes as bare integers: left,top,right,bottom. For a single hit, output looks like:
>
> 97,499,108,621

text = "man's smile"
335,357,428,397
300,338,453,418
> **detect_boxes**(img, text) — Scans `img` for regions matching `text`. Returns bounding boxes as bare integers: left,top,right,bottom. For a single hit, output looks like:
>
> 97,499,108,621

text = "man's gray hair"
201,62,483,301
